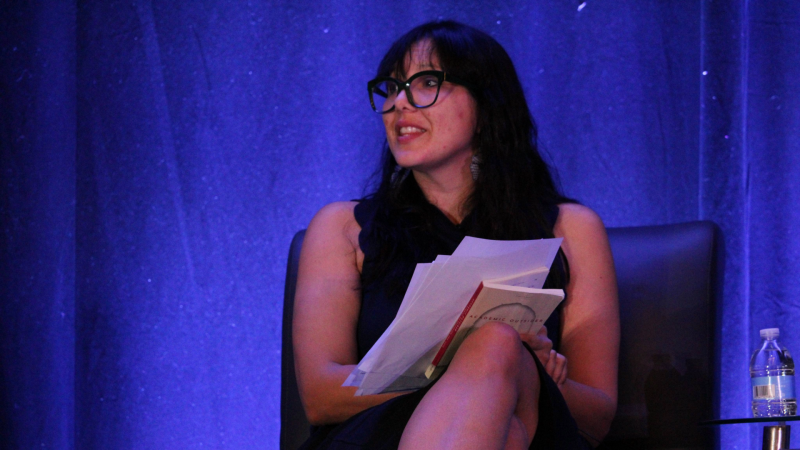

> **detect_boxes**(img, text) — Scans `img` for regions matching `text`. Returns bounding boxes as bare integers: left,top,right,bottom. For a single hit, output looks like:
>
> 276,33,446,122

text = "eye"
413,75,440,91
373,81,398,98
423,76,439,88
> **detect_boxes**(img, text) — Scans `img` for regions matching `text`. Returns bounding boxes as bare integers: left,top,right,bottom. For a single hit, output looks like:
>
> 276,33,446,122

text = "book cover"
425,283,564,379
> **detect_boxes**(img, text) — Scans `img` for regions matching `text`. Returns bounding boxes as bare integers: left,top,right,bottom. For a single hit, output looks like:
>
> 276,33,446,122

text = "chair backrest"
600,221,718,450
281,221,719,450
281,230,310,450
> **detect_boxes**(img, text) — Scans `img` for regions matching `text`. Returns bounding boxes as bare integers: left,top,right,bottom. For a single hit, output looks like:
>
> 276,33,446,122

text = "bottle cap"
760,328,780,339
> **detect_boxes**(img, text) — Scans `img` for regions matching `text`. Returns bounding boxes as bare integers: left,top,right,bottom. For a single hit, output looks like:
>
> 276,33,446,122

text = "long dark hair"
363,20,574,289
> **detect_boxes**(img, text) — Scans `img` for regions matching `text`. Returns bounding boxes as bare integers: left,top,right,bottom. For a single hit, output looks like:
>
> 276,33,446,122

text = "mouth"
396,124,427,141
399,126,425,135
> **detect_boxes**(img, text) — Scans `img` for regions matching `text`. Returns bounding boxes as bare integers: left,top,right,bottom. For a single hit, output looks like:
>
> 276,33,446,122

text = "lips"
395,121,427,143
399,126,425,136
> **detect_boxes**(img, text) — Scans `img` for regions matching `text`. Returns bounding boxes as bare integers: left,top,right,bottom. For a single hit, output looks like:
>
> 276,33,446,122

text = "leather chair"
599,221,718,450
281,221,718,450
281,230,310,450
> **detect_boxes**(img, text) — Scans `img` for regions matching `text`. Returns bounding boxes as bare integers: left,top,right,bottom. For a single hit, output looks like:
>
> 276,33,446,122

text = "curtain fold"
701,1,800,448
700,0,752,447
0,2,76,449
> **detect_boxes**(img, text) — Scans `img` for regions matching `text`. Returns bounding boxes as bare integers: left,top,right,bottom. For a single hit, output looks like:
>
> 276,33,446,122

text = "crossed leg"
398,322,541,450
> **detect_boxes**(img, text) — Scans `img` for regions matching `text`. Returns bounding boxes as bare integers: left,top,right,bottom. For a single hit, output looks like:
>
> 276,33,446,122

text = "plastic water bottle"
750,328,797,417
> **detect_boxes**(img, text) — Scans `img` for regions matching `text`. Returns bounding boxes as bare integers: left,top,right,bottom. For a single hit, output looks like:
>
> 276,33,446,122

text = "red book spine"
429,282,485,367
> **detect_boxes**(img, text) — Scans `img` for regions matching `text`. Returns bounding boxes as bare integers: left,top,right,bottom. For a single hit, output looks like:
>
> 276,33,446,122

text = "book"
424,281,564,379
343,236,564,396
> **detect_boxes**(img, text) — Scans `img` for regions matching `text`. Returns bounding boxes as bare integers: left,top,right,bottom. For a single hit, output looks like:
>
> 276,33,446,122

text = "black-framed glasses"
367,70,472,114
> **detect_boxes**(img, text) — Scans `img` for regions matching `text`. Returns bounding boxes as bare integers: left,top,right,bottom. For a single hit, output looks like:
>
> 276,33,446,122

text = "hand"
519,326,568,386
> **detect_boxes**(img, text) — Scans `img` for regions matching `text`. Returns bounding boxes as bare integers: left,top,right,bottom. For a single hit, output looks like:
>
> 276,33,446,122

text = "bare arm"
292,202,404,425
553,203,620,445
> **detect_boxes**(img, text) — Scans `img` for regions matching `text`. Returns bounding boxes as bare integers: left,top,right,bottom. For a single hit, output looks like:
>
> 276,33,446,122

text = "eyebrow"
396,63,437,80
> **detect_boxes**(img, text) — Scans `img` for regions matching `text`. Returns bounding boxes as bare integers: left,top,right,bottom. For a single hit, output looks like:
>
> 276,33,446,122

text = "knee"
454,322,524,376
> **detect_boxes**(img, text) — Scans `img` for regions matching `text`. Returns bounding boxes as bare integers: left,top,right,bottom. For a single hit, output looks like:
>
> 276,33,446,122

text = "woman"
293,20,619,449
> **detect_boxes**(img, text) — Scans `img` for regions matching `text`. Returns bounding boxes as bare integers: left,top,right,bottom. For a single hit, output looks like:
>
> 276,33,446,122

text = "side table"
700,415,800,450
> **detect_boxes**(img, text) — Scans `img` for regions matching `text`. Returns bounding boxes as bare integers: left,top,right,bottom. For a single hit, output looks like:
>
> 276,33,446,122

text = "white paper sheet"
344,237,563,395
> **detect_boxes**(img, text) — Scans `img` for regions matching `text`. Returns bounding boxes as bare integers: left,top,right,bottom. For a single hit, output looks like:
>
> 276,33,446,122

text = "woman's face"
383,41,478,176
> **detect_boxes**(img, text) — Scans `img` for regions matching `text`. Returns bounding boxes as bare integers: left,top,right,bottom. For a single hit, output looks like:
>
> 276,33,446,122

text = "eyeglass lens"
371,73,441,112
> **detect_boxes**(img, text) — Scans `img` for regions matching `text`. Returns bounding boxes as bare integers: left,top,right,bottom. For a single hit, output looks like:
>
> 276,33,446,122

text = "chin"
390,153,421,169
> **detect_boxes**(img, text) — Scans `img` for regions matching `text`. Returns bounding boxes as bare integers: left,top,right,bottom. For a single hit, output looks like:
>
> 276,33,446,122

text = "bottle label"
752,375,796,400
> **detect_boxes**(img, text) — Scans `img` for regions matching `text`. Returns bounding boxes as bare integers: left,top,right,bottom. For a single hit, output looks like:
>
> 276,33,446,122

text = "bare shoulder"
301,201,363,276
553,202,618,335
309,201,359,229
552,202,615,309
306,201,361,246
551,202,616,314
553,202,607,240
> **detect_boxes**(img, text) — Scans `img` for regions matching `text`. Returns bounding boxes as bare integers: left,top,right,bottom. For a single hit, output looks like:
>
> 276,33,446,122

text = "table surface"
701,415,800,426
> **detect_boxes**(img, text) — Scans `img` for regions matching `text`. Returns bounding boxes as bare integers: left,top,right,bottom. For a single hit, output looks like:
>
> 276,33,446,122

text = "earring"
470,155,481,181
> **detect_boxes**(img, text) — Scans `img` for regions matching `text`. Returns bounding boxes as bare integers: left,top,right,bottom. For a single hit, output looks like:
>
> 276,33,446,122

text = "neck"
412,162,474,224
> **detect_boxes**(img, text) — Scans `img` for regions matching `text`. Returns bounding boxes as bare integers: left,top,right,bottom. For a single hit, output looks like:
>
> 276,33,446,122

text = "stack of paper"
343,236,563,396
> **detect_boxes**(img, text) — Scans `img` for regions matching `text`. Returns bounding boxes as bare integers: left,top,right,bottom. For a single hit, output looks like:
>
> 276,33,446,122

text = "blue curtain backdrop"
1,0,798,448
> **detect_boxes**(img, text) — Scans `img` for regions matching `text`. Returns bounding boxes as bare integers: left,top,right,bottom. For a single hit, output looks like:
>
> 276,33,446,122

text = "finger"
535,334,554,353
545,349,558,377
544,351,568,385
519,331,553,354
554,353,568,385
536,349,550,366
515,333,542,363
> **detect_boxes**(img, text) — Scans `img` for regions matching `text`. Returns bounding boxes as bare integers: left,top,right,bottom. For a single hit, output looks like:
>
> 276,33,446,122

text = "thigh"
400,323,541,449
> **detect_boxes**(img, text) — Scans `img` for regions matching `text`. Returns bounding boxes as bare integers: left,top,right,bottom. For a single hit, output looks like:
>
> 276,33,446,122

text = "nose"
393,87,415,111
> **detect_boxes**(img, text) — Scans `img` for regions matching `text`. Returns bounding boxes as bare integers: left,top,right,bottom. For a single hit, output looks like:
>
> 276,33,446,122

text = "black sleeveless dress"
299,197,591,450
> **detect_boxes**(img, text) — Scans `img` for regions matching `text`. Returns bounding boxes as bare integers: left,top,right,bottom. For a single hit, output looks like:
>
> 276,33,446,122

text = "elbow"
301,391,340,427
593,396,618,443
305,407,326,427
301,394,327,426
296,366,352,426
